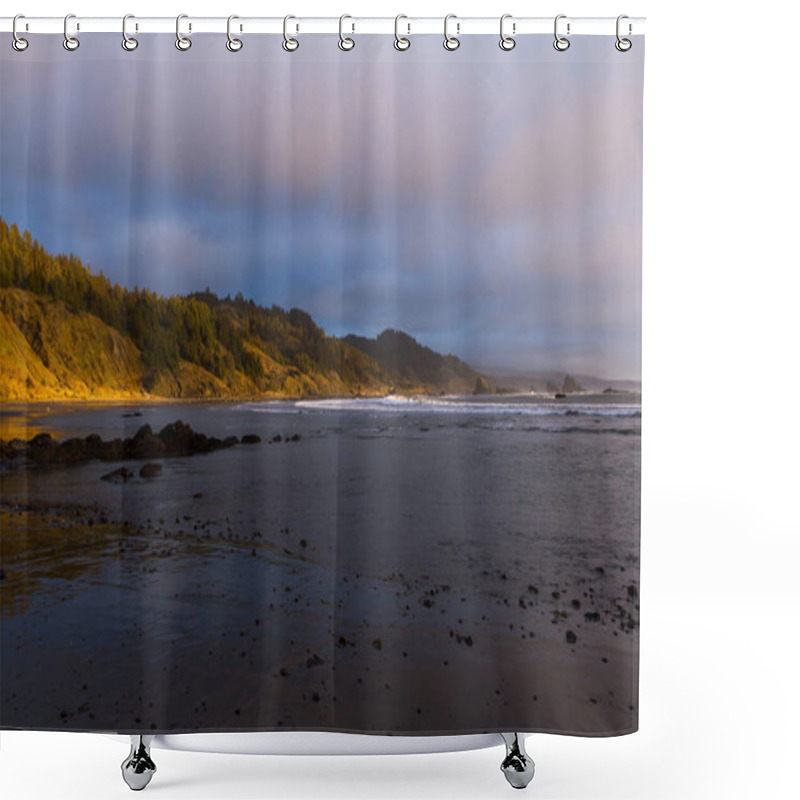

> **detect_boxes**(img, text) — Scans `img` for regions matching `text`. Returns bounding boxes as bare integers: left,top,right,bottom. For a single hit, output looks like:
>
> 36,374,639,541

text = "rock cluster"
0,421,261,466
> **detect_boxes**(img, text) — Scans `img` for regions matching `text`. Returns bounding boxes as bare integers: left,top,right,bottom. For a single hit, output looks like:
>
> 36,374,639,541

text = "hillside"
343,329,482,395
0,218,486,402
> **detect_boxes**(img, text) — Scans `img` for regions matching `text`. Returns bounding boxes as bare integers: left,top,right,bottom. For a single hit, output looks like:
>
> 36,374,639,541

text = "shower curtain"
0,30,643,738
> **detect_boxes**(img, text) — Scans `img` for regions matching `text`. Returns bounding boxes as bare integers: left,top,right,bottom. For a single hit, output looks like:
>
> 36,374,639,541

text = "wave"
294,396,641,418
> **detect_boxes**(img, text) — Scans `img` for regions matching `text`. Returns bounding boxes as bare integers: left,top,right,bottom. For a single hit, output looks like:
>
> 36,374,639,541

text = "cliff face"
0,218,486,402
1,289,145,401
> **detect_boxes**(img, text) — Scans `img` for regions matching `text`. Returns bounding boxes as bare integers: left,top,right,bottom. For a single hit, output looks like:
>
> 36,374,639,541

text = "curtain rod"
0,16,646,36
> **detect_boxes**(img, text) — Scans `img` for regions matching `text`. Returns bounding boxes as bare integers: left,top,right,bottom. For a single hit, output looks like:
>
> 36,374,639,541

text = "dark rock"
222,436,239,447
0,568,5,580
306,653,325,668
193,492,204,499
127,424,167,459
100,438,123,460
554,393,567,399
0,439,26,461
26,432,57,462
121,411,143,417
158,420,194,454
139,463,163,479
84,434,104,459
271,434,282,443
241,434,261,444
287,433,301,442
371,638,383,651
584,612,601,622
627,584,639,599
565,631,578,644
54,437,89,463
101,467,133,483
571,599,581,609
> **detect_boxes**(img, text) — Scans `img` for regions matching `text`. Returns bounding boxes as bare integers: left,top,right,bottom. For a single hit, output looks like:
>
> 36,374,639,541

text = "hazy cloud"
0,33,643,379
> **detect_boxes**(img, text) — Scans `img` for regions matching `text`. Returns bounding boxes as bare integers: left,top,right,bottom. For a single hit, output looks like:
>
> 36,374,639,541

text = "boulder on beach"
157,420,194,453
25,432,57,462
222,436,239,447
126,424,167,459
241,434,261,444
100,438,124,460
139,463,163,479
100,467,133,483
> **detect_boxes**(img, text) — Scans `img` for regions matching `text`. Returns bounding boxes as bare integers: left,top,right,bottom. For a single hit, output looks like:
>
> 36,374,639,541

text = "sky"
0,33,643,379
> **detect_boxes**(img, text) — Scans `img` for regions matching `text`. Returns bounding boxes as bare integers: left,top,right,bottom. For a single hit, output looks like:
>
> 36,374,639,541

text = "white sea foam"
293,396,641,418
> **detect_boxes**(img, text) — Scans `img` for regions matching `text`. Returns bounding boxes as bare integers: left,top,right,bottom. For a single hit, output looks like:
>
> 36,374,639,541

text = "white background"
1,1,799,799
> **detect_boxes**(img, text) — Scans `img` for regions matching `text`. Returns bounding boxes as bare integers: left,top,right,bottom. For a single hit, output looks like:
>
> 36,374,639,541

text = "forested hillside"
0,218,483,401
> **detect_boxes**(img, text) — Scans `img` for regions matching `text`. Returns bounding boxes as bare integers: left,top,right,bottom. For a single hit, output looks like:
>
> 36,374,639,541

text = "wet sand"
0,495,638,736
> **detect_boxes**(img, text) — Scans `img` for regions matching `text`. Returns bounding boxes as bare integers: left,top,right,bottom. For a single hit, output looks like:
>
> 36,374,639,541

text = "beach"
0,394,640,735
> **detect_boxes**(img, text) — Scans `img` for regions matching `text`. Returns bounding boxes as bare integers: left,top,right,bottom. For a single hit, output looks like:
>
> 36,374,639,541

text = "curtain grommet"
338,14,355,51
12,14,29,51
553,15,570,52
175,13,192,51
63,13,80,51
121,14,138,51
443,14,460,51
226,15,243,52
394,15,410,51
282,15,299,51
499,14,516,51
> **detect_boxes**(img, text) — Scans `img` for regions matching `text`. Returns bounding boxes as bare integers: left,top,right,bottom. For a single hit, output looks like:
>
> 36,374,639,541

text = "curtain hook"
394,14,410,51
499,14,515,51
122,14,138,51
175,13,192,51
553,14,570,52
12,14,28,52
615,14,632,52
443,13,460,51
339,14,355,51
226,14,243,52
282,14,299,51
63,13,80,51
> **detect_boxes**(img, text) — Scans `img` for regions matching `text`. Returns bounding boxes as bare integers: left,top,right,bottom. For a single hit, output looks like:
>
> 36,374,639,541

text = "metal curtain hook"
12,14,28,51
499,14,515,51
122,14,138,51
282,15,299,51
394,14,410,51
553,14,570,52
227,15,243,51
444,13,460,51
63,13,79,51
616,14,632,51
176,13,191,51
339,14,354,51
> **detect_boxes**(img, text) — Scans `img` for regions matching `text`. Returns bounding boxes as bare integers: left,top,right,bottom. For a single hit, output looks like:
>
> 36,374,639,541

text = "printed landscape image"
0,34,642,737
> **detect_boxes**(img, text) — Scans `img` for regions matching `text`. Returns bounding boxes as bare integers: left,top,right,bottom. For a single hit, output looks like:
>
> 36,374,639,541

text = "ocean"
0,394,640,735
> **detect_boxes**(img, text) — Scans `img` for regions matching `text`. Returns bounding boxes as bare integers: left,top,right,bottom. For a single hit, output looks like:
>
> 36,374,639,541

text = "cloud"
0,33,643,379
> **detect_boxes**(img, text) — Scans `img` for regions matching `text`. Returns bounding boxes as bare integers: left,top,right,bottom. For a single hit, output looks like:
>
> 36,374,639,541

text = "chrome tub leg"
121,734,157,791
500,733,535,789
